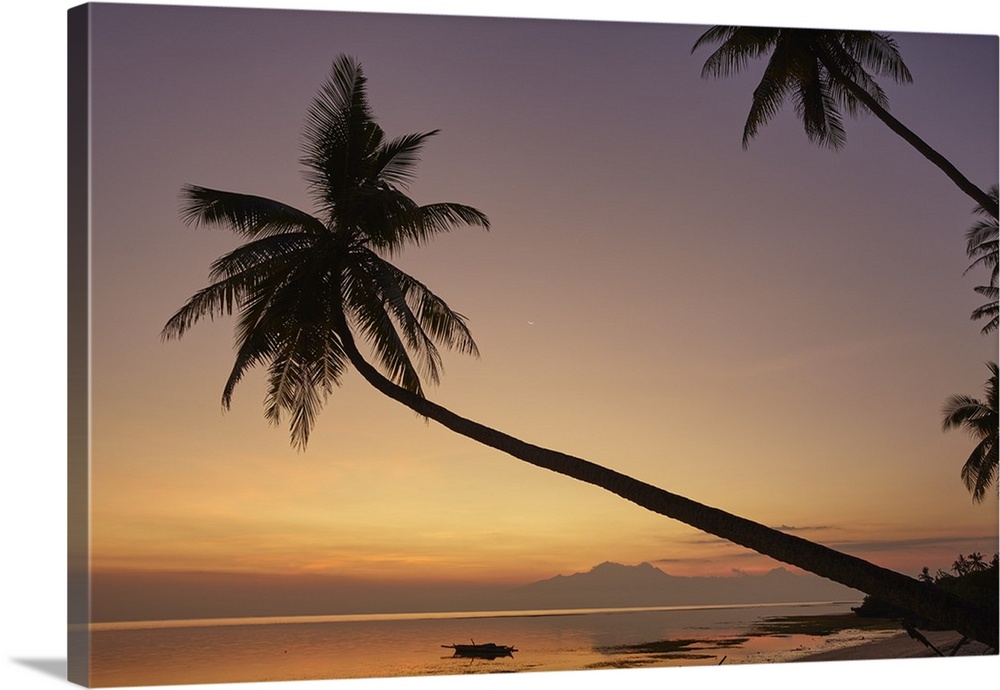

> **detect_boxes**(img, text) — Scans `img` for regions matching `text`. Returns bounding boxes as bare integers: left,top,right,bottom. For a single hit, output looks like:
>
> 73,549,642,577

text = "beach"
797,630,994,662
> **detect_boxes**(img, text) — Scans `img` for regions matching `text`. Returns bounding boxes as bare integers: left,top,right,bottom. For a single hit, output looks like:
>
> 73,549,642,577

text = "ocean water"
85,601,879,687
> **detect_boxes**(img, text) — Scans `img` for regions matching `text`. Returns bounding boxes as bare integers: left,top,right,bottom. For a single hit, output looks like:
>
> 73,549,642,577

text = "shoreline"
724,614,995,666
795,629,994,662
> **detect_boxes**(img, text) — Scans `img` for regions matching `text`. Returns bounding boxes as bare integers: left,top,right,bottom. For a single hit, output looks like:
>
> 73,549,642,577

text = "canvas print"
67,2,998,687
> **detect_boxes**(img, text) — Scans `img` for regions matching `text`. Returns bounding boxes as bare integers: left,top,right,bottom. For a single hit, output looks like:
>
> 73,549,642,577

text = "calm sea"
85,601,885,687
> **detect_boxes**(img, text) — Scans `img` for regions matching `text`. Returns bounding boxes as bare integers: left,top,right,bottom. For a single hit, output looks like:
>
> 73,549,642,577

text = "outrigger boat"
442,640,517,659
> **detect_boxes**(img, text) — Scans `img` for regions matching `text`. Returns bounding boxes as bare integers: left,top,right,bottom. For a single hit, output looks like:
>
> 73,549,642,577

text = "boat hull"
442,642,517,659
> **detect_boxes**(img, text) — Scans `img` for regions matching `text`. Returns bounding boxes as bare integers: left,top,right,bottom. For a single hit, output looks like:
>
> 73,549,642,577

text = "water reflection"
89,602,860,686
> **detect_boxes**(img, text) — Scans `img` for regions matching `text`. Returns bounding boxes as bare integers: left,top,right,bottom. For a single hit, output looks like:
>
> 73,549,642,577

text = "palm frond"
353,194,489,254
819,40,887,116
163,237,317,342
263,327,305,426
941,394,992,432
348,186,425,249
372,273,445,386
942,362,998,501
262,326,340,450
221,271,302,408
342,260,424,395
964,241,998,278
161,272,258,341
354,250,480,386
384,202,490,253
970,298,998,334
691,26,739,57
813,31,911,117
419,202,491,235
208,233,317,281
378,258,480,357
222,328,278,412
963,185,998,274
961,436,998,502
960,185,999,332
693,26,780,78
373,131,440,188
181,185,326,237
792,52,847,149
226,264,347,449
742,36,797,147
840,31,912,84
301,54,377,210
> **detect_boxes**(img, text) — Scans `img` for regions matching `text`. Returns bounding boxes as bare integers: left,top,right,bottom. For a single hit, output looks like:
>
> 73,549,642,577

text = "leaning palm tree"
163,55,997,648
963,185,999,334
942,361,999,504
692,27,998,218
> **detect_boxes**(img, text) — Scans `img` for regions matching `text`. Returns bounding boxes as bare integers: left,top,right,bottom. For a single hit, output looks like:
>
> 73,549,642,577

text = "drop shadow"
11,658,67,680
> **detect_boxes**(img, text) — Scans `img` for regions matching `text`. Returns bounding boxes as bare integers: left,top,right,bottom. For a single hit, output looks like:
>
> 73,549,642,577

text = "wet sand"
798,629,994,662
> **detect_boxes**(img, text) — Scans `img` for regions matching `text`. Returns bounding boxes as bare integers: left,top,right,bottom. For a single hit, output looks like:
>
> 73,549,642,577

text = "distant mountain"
503,561,861,609
92,561,863,621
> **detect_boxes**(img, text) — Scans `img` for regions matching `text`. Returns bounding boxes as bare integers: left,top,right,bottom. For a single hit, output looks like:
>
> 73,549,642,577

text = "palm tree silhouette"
163,56,488,450
692,27,998,218
942,361,999,504
966,552,988,572
163,55,997,648
953,554,971,576
963,185,999,334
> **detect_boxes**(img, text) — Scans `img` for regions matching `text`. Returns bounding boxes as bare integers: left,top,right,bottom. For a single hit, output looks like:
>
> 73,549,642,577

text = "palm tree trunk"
816,49,998,219
331,319,998,649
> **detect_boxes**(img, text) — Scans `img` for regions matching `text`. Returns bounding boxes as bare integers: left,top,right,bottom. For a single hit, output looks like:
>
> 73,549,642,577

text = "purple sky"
81,2,998,599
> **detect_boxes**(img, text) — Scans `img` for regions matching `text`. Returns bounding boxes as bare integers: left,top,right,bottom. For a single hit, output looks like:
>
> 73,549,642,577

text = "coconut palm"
163,57,489,450
942,362,999,504
692,27,997,218
953,554,971,576
966,552,988,572
963,185,999,334
163,55,997,648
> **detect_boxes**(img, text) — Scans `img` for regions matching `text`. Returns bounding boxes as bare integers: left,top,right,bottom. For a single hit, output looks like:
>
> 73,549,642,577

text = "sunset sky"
81,1,997,618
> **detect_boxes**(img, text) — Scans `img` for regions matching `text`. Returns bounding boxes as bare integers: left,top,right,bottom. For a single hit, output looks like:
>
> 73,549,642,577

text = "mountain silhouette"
506,562,861,609
92,562,862,621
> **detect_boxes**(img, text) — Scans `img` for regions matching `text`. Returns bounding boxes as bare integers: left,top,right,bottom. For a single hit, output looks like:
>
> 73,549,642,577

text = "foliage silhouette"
963,185,999,334
692,27,997,218
855,553,998,629
942,361,999,503
163,55,998,648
